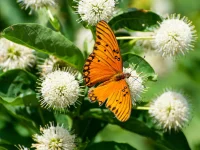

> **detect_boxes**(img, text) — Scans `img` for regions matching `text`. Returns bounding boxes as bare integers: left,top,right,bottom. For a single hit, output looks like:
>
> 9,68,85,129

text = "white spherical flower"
38,55,58,76
18,0,56,10
0,38,36,72
123,67,145,104
149,91,191,131
32,122,75,150
154,14,197,57
39,69,81,110
76,0,116,25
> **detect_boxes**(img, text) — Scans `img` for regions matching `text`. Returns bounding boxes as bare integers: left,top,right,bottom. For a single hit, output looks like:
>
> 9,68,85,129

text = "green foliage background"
0,0,200,150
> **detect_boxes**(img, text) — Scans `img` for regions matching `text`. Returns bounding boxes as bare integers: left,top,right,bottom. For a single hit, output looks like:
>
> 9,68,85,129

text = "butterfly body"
83,20,132,122
114,72,131,81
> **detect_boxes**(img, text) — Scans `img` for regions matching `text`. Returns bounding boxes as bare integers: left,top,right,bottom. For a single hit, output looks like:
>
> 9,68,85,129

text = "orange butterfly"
83,20,132,122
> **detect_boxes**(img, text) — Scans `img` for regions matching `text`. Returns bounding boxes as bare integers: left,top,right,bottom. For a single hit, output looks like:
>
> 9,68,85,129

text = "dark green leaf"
82,109,160,140
0,104,37,132
122,53,157,81
2,24,84,71
86,141,137,150
109,8,162,31
0,94,38,106
151,140,172,150
163,131,191,150
73,117,107,142
0,69,37,97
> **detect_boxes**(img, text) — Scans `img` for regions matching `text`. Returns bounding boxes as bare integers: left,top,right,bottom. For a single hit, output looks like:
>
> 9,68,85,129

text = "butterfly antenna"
134,55,146,70
130,75,144,85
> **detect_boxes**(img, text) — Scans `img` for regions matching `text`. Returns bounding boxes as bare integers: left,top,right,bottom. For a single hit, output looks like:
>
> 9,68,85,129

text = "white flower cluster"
38,55,58,76
154,14,196,57
0,38,36,72
39,69,81,110
18,0,56,10
76,0,116,25
32,122,75,150
123,67,145,104
149,91,191,131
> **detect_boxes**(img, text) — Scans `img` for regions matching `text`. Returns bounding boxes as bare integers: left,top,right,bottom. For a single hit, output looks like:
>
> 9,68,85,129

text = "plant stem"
116,36,154,40
47,9,54,21
38,108,45,126
135,106,150,110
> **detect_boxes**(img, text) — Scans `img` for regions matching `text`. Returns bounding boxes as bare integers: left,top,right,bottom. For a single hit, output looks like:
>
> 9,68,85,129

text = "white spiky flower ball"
32,122,75,150
17,0,56,10
154,14,197,57
76,0,116,25
149,91,191,131
38,55,58,76
0,38,36,72
38,69,82,110
123,67,145,104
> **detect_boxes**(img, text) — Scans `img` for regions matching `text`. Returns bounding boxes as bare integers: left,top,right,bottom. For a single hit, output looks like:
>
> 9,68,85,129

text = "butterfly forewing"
83,20,122,87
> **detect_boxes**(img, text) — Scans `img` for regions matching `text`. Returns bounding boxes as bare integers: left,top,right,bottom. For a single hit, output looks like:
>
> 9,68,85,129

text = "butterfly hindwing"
83,20,122,87
89,79,132,122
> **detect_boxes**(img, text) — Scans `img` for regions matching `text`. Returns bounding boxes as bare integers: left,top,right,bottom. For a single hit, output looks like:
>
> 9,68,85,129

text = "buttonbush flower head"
18,0,56,11
154,14,197,57
149,91,191,131
0,38,36,72
38,55,58,76
38,68,82,110
32,122,76,150
123,67,145,104
75,0,116,25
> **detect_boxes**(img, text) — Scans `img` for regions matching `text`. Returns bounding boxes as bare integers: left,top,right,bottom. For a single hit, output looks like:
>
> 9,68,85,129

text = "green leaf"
0,94,38,106
109,8,162,31
0,69,37,97
122,53,157,81
73,117,107,142
0,146,7,150
85,141,137,150
82,108,160,140
163,131,191,150
0,104,37,132
2,24,84,71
